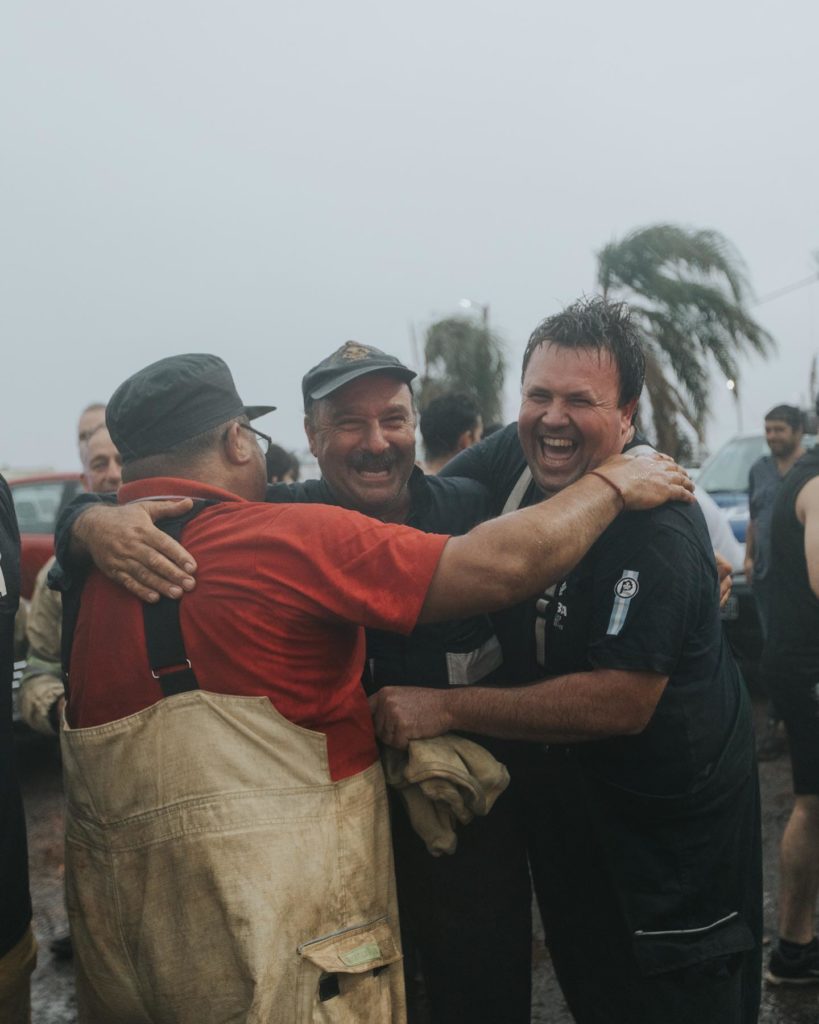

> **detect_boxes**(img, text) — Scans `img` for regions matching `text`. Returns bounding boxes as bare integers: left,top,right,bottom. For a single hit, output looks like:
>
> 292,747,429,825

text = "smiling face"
765,418,802,460
82,427,123,494
305,372,417,522
517,342,638,496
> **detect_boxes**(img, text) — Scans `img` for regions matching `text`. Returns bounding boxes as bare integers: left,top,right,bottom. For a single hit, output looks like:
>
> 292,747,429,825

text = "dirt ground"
15,697,819,1023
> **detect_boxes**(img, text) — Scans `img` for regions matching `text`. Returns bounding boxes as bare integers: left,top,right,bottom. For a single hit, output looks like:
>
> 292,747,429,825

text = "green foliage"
419,316,506,426
597,224,775,455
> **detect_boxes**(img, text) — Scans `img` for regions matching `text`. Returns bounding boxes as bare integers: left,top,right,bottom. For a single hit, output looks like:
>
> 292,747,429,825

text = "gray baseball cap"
107,353,275,462
302,341,416,404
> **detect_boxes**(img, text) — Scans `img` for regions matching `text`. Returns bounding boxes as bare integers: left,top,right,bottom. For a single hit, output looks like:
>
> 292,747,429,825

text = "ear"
455,429,473,454
223,421,254,466
304,415,319,458
620,398,639,437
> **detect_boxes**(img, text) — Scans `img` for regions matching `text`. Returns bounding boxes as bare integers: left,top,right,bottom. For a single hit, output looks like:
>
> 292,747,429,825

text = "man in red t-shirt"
58,353,692,1024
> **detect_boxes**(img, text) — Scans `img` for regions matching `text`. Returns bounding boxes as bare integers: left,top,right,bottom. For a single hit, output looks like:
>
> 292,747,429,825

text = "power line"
755,272,819,307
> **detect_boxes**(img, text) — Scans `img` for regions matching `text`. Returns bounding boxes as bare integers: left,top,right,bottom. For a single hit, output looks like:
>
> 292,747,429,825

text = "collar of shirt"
118,477,248,506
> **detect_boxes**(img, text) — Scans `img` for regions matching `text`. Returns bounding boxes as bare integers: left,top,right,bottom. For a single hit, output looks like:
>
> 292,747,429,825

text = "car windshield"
698,434,817,494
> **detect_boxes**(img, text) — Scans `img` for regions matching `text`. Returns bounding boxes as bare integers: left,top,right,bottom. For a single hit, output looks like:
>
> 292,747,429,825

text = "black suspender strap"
142,499,219,698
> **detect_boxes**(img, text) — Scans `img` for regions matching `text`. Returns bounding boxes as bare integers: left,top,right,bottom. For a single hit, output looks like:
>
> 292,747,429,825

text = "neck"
424,455,452,475
776,447,804,474
375,489,412,524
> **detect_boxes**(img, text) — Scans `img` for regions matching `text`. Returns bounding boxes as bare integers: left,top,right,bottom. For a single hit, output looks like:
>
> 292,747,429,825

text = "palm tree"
597,224,774,456
419,316,506,426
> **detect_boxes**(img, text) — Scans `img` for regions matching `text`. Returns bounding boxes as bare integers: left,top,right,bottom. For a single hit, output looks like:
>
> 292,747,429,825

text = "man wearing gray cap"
55,351,691,1024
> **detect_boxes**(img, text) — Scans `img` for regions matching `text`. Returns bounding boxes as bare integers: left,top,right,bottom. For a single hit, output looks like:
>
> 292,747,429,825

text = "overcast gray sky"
3,0,817,473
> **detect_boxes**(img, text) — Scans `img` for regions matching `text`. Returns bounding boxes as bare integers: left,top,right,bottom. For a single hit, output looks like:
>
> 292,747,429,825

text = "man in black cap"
54,350,692,1024
56,343,530,1023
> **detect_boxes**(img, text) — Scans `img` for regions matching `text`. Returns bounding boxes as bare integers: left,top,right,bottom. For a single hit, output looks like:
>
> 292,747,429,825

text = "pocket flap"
298,919,401,975
634,915,755,977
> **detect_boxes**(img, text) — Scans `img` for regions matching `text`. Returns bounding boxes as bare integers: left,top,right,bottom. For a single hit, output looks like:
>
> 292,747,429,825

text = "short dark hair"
266,443,300,483
420,392,482,461
765,404,803,431
521,296,646,407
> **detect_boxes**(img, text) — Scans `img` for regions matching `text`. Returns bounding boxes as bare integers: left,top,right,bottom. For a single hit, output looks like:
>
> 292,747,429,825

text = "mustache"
349,451,397,473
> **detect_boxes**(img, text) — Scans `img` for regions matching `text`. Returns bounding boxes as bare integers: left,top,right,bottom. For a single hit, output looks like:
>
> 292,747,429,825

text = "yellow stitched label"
340,941,381,967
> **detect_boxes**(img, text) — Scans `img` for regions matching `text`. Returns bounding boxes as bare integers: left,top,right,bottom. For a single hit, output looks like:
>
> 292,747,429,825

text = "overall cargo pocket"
633,912,755,979
296,917,403,1023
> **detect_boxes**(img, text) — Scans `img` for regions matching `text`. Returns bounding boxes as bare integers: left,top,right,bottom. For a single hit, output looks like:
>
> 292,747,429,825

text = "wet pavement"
15,697,819,1023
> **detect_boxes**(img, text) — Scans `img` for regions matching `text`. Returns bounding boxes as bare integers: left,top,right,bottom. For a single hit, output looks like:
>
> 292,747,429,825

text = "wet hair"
765,405,803,432
420,392,482,461
521,296,646,408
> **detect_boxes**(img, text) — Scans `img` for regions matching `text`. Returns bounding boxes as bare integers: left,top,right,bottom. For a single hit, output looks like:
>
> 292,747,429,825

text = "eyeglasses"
238,422,272,455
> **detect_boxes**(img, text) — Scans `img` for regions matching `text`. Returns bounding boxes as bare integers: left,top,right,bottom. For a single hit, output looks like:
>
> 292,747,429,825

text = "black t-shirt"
767,448,819,674
443,424,741,795
545,503,739,793
0,475,32,956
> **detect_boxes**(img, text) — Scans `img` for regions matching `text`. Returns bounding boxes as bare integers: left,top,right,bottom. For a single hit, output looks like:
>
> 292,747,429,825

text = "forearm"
744,520,755,565
55,493,112,568
371,669,668,748
420,474,619,622
444,671,664,742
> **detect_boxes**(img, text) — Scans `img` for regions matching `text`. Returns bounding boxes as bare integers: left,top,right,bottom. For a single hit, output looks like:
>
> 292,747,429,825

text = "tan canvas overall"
60,510,405,1023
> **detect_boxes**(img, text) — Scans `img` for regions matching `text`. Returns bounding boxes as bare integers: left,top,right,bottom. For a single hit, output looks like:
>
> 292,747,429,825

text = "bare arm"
743,519,755,583
69,500,198,602
796,476,819,599
418,452,693,623
370,669,669,749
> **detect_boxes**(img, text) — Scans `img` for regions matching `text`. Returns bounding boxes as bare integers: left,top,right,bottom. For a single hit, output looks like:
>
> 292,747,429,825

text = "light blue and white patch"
607,570,640,635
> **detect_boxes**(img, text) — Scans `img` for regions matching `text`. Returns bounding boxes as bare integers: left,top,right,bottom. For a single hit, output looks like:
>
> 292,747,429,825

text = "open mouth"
538,436,578,464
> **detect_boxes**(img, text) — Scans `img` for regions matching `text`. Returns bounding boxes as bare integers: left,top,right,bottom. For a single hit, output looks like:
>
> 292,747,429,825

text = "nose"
539,398,570,428
362,420,390,454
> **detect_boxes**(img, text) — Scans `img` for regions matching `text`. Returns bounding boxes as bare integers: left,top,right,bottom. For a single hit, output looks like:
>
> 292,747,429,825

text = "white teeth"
541,438,574,449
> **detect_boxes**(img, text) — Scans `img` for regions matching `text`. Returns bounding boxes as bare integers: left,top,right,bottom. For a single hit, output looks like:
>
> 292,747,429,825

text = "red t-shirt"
68,478,449,780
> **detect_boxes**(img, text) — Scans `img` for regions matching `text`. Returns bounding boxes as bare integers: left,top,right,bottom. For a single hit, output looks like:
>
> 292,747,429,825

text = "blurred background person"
17,421,121,963
745,404,806,760
420,391,483,474
265,443,300,484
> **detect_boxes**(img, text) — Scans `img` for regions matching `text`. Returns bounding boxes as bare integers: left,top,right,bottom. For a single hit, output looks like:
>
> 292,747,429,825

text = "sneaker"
765,938,819,985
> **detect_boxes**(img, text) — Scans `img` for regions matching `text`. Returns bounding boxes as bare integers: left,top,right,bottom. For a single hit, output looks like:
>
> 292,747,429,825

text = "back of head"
420,391,482,462
521,296,646,407
107,353,275,484
765,404,803,432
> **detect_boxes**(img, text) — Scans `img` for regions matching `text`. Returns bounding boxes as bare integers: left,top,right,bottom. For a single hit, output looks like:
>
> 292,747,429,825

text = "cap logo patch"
340,342,372,361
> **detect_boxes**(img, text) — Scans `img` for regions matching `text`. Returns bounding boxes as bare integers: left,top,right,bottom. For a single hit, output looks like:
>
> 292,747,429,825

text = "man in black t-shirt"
0,475,36,1020
764,447,819,985
372,297,762,1024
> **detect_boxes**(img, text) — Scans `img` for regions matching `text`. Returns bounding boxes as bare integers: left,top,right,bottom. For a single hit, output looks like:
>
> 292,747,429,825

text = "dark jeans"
390,755,533,1024
519,702,762,1024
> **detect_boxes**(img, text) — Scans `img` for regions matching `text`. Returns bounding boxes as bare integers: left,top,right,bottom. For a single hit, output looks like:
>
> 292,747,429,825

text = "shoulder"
599,501,711,561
